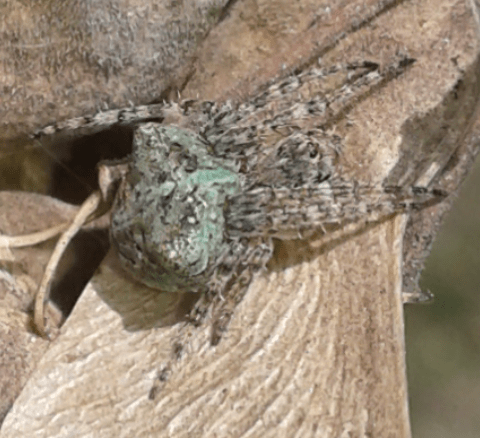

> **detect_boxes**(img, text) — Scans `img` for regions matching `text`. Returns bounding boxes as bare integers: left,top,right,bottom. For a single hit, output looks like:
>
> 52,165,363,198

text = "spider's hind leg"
190,237,273,346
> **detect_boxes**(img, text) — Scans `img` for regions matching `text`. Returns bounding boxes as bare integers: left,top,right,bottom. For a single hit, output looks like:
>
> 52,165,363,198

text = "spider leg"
225,182,447,240
191,236,273,345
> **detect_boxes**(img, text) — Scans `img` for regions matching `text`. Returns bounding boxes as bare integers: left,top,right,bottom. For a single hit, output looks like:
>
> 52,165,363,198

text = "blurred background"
406,153,480,438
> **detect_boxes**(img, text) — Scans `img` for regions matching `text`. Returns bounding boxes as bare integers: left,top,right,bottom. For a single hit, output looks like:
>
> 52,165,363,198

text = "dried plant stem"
0,223,71,248
33,191,103,338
